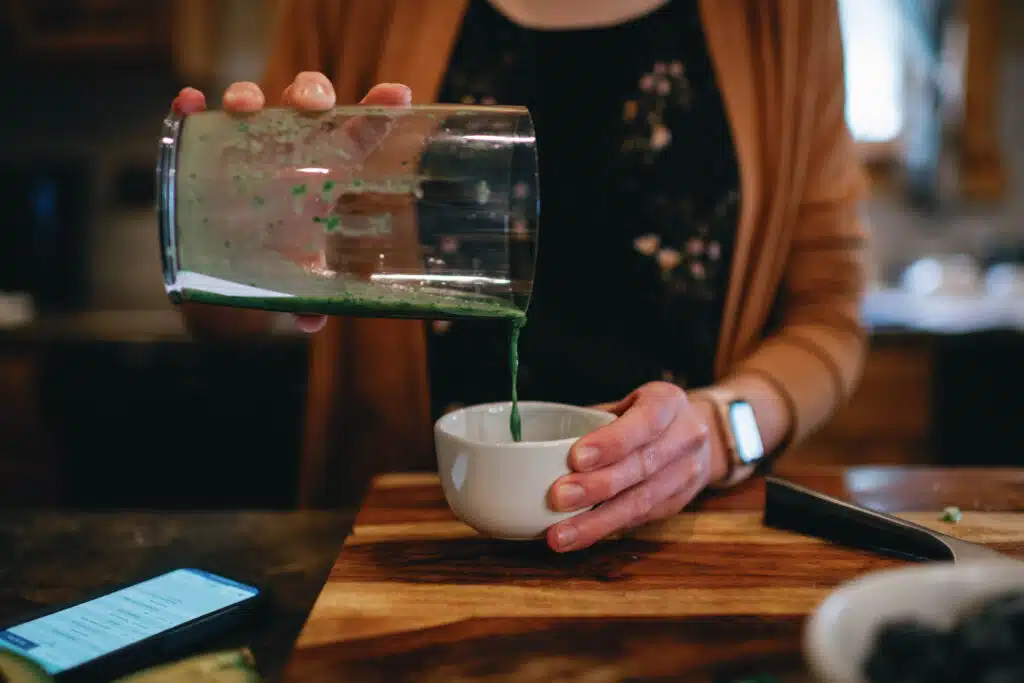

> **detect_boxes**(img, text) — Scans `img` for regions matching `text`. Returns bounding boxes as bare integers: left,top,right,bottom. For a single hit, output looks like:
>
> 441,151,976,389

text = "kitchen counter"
0,510,353,682
281,467,1024,682
863,287,1024,334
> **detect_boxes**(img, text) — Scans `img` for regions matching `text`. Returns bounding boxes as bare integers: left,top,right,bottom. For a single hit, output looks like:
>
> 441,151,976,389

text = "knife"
762,475,1014,563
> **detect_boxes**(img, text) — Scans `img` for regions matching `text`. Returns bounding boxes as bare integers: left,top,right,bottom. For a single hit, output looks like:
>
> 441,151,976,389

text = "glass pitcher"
156,104,538,321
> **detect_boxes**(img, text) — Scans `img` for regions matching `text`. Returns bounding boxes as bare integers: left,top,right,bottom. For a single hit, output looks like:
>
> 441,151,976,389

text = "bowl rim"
434,400,615,449
803,559,1024,683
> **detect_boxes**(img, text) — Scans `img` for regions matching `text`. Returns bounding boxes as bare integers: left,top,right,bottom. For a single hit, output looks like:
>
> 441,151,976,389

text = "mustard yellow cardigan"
259,0,871,506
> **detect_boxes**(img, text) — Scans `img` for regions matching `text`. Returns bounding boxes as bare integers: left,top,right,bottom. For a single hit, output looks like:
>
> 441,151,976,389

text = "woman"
174,0,870,552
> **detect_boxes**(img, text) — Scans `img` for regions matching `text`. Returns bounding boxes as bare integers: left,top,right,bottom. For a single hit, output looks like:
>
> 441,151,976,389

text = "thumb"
361,83,413,106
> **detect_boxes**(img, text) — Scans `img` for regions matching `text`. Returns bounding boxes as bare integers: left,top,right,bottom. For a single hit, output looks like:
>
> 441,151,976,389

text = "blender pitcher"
156,104,538,320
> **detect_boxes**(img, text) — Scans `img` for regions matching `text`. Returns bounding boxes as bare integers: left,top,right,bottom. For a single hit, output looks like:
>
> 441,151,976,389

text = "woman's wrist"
690,397,731,486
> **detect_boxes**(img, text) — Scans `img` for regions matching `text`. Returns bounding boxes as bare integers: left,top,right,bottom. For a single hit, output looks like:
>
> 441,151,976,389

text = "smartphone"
0,568,262,682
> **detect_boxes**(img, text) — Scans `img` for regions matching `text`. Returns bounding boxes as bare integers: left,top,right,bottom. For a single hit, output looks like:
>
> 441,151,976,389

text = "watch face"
728,401,764,464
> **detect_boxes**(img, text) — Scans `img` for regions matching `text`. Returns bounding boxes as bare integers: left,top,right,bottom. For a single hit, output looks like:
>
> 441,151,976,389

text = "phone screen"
0,568,259,675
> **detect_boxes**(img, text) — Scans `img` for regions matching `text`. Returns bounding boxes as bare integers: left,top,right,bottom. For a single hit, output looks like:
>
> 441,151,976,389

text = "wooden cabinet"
959,0,1008,200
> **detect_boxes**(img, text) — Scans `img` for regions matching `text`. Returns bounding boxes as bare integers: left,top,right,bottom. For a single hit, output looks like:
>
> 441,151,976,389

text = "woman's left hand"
545,381,726,552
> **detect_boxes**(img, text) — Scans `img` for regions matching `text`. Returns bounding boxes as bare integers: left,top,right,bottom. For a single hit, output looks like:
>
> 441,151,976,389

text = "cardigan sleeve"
704,1,871,450
260,1,329,100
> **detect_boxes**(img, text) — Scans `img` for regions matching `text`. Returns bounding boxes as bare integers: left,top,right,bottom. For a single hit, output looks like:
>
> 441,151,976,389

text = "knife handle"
763,476,954,562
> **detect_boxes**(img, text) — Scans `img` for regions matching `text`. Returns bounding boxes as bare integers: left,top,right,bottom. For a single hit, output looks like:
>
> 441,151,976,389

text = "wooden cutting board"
281,473,1024,683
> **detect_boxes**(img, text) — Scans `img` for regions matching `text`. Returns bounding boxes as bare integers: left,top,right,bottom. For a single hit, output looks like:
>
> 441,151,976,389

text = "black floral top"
426,0,741,419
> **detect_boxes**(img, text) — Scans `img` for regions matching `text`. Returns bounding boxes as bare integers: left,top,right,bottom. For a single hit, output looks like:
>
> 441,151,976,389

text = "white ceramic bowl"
805,559,1024,683
434,401,615,540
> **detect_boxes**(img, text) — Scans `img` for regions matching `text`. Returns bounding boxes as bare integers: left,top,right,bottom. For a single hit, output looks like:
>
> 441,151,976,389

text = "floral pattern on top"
424,0,742,418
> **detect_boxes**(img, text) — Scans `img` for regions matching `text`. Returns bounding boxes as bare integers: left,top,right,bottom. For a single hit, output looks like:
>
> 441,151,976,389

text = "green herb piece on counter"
940,506,962,523
291,183,307,196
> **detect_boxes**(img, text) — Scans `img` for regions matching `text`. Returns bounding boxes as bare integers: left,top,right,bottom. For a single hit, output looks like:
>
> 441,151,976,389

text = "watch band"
693,387,757,489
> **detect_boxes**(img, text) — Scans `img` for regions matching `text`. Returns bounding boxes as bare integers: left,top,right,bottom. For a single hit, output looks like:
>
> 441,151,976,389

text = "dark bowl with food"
804,560,1024,683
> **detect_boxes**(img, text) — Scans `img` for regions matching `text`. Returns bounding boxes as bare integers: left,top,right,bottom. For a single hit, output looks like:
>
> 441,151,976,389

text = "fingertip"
287,72,336,111
361,83,412,107
172,87,207,115
570,444,601,471
546,526,566,552
294,315,327,334
222,81,266,113
547,522,580,553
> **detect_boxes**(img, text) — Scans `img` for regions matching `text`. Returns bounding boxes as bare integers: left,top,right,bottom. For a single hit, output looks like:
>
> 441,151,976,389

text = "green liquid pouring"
509,319,525,442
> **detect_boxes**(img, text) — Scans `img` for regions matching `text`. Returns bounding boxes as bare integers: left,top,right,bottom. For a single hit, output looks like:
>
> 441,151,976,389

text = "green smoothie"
508,319,525,442
175,279,527,321
169,106,535,443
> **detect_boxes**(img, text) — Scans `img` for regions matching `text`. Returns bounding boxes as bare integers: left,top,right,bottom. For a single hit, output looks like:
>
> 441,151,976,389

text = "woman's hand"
545,381,729,552
170,73,413,336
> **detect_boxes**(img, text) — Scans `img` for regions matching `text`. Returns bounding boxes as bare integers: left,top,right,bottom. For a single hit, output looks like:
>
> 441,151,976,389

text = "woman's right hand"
169,73,413,336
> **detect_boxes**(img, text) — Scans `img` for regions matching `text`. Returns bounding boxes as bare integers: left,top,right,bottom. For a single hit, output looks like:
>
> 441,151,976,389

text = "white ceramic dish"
434,401,615,540
804,559,1024,683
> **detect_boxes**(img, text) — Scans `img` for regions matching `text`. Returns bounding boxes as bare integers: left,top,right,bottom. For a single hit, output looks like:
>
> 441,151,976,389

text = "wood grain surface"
282,468,1024,683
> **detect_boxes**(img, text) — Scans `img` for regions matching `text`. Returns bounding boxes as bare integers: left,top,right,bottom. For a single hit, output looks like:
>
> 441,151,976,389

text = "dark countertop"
0,511,353,681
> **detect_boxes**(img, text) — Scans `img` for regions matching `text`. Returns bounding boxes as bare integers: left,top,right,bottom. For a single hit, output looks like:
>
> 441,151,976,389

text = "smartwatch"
697,388,766,488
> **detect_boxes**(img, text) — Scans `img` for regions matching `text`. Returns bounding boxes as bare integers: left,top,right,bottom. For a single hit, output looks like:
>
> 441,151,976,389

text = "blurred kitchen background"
0,0,1020,511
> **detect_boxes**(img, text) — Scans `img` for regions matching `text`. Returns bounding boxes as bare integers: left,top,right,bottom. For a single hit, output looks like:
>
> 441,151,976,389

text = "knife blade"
763,476,1014,563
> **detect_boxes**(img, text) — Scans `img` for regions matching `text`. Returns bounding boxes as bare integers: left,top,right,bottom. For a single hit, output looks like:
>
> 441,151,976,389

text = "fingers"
361,82,413,107
172,87,207,115
643,456,712,522
176,76,410,119
294,315,328,334
340,82,413,161
549,407,708,512
568,383,682,472
222,81,266,113
173,74,409,341
282,71,336,111
547,454,703,552
279,73,412,163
